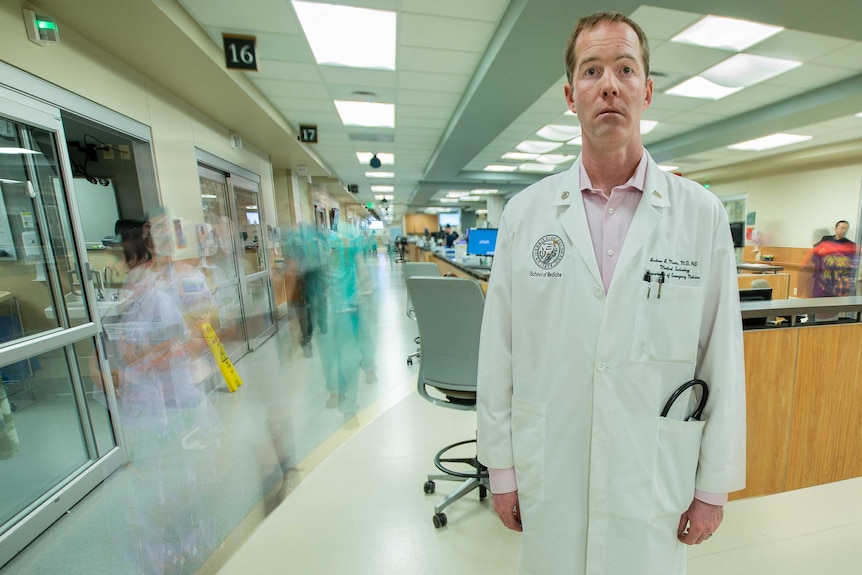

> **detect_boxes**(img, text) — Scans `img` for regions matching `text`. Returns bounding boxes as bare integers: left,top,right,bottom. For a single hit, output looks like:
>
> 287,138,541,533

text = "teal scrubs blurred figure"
318,228,377,420
283,224,329,357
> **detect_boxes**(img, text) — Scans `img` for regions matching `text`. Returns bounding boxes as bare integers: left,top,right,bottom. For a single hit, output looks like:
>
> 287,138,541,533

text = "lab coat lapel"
613,157,670,283
555,159,602,288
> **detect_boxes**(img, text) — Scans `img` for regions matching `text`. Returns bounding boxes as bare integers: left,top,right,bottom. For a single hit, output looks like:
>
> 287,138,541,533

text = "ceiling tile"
180,0,300,34
319,67,397,89
396,70,469,93
253,78,330,98
631,6,702,42
252,32,316,63
748,29,856,61
256,60,322,82
399,0,507,22
651,42,733,76
269,96,335,112
397,89,460,107
810,42,862,70
399,13,496,52
398,46,480,75
765,64,859,89
397,105,452,120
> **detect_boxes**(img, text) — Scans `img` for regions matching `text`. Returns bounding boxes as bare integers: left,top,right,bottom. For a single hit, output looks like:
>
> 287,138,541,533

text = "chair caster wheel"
423,480,436,494
432,512,447,528
407,358,413,366
479,486,487,500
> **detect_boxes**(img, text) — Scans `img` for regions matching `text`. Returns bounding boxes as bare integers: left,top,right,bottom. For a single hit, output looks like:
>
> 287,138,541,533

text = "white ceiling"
37,0,862,219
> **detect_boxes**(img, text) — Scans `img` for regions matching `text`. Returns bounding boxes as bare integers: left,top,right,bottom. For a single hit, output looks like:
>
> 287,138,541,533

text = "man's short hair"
836,220,850,227
564,11,650,86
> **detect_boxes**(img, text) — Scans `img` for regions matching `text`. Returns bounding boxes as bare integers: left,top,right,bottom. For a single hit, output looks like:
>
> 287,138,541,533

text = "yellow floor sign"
201,322,243,392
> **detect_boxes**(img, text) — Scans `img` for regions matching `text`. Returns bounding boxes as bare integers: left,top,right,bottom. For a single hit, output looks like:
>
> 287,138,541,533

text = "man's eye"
622,66,633,74
585,68,598,77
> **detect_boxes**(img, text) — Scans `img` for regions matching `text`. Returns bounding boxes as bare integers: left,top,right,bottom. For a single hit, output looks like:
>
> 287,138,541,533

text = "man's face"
835,222,849,239
564,21,653,152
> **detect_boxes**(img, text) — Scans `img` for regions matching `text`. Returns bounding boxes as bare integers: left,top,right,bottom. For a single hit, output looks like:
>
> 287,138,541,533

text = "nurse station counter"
407,243,862,502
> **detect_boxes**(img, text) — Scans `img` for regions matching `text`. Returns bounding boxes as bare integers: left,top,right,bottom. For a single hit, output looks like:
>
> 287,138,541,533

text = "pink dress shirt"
488,152,727,506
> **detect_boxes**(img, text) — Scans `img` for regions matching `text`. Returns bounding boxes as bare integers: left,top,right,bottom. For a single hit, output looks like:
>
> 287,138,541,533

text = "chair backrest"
751,278,771,289
403,262,441,319
407,276,485,410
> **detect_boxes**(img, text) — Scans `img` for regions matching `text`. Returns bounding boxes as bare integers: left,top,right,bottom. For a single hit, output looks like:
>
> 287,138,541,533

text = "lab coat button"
594,287,603,298
607,249,614,257
561,191,570,200
597,362,607,371
608,208,615,215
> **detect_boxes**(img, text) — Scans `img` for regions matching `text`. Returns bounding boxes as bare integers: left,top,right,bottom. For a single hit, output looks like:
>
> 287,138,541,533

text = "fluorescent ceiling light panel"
357,152,394,165
446,191,469,197
374,194,393,200
671,15,783,52
519,163,556,173
293,1,396,70
536,124,581,141
365,171,394,178
485,165,518,172
567,136,583,146
516,140,563,154
665,77,742,100
440,198,459,203
471,189,499,195
201,194,218,199
727,133,812,151
370,185,394,192
701,54,801,88
0,147,40,155
502,152,539,161
640,120,658,135
658,165,679,172
536,154,577,164
335,101,394,128
459,196,480,202
856,112,862,118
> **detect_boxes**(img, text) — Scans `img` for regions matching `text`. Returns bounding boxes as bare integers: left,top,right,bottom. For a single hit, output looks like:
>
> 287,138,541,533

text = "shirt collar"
579,149,648,195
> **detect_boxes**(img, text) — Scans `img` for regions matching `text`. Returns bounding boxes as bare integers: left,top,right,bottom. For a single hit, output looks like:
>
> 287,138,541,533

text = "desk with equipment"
733,295,862,500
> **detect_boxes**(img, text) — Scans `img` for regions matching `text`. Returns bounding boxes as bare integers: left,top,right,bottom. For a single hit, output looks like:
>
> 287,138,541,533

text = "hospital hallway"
3,254,862,574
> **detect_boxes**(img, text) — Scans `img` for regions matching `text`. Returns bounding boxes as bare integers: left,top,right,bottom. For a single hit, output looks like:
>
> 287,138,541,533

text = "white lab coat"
477,151,746,575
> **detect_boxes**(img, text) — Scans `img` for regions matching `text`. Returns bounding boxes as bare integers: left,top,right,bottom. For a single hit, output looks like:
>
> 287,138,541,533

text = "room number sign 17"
223,34,258,71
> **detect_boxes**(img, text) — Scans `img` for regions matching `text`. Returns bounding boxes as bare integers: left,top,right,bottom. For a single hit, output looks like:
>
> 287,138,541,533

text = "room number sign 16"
223,34,258,71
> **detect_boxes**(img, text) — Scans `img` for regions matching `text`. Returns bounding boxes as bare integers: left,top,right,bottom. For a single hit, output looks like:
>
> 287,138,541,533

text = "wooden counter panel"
737,273,791,300
729,329,798,500
785,324,862,490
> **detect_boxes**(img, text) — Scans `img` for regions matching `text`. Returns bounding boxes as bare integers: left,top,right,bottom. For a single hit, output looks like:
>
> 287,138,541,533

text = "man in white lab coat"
477,11,746,575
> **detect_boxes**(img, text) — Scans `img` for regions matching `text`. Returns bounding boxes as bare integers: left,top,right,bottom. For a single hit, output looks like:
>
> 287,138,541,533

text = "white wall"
711,163,862,248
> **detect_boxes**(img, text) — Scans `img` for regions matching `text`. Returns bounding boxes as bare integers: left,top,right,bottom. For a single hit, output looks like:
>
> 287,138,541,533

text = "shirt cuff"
488,467,518,494
694,489,728,506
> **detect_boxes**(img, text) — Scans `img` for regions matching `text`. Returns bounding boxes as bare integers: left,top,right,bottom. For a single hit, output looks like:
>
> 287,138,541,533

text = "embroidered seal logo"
532,234,565,270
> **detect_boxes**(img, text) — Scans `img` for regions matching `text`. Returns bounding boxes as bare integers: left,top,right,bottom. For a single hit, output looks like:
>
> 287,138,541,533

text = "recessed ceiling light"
536,124,581,141
471,189,499,195
701,54,801,88
446,191,469,197
440,198,459,203
519,163,556,173
357,152,394,165
374,194,393,200
671,15,783,52
335,100,394,128
856,112,862,118
201,194,218,199
657,165,679,172
485,165,518,172
640,120,658,135
293,1,396,70
727,133,812,151
370,185,394,192
459,196,480,201
502,152,539,161
536,154,577,164
665,77,743,100
516,140,563,154
365,171,394,178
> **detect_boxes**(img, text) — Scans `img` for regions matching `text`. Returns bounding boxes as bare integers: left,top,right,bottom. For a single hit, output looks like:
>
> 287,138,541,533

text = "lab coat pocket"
511,397,545,501
631,283,705,364
651,417,705,519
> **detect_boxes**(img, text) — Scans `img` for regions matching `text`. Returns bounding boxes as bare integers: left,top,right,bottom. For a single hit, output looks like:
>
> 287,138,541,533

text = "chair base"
423,439,489,528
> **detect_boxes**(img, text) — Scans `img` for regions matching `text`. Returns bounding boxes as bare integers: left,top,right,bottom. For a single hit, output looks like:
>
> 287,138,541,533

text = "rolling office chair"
403,262,440,366
406,276,490,528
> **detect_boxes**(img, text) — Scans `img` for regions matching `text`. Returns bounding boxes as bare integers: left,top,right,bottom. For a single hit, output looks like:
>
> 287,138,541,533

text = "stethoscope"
660,378,709,421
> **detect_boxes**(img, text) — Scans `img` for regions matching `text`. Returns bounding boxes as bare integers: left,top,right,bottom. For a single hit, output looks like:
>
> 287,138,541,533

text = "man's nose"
601,74,619,97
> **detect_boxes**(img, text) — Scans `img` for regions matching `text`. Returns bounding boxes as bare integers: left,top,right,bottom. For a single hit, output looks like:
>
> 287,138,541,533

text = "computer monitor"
739,286,772,328
729,221,744,248
466,228,498,256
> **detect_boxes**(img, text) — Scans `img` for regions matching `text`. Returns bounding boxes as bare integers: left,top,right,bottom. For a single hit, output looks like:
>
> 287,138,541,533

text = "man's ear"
564,83,577,115
644,77,653,110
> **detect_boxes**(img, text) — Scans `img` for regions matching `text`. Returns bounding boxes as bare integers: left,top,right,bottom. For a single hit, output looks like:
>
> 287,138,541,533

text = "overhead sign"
223,33,258,71
299,124,318,143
